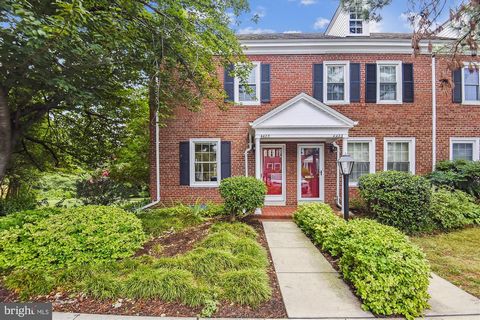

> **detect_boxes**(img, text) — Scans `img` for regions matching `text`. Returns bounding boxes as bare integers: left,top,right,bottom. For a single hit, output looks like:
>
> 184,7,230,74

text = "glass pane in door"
262,147,283,195
300,147,320,198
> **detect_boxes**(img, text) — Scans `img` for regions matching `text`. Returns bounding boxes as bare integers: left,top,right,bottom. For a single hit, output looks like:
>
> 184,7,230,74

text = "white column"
255,136,261,179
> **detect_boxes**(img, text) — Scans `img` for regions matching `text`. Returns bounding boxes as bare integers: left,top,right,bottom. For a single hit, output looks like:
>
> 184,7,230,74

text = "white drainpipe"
432,54,437,170
142,111,161,210
332,141,342,209
244,132,253,176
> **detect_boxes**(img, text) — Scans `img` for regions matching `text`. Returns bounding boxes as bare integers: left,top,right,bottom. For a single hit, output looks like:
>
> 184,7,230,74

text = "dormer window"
349,7,363,34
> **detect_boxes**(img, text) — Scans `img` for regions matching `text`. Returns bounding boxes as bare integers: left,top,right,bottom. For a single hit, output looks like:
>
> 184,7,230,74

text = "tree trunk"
0,87,11,180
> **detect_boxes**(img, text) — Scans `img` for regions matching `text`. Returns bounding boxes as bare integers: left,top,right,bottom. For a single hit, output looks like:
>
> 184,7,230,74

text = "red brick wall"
150,53,480,206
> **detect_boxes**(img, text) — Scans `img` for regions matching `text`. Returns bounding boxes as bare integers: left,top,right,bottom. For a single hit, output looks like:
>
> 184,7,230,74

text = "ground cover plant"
412,227,480,298
430,188,480,230
293,203,431,319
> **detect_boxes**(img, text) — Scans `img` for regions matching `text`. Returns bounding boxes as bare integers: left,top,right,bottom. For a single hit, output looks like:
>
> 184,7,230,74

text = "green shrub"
0,207,62,231
219,176,266,220
76,173,141,205
0,189,37,216
0,206,146,271
428,160,480,198
293,204,431,319
358,171,433,234
136,204,204,236
4,268,57,300
220,269,271,306
430,188,480,230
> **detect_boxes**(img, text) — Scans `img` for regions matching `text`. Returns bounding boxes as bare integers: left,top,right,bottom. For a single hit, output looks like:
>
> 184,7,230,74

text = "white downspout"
332,141,342,209
142,111,161,210
432,54,437,170
244,132,253,176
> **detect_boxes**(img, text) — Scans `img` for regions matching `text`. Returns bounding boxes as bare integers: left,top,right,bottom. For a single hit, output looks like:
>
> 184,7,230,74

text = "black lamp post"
338,154,355,220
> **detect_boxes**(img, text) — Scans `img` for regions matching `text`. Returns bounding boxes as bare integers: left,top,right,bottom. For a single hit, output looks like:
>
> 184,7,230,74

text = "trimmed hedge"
0,206,146,272
358,171,433,234
219,176,266,220
294,204,431,319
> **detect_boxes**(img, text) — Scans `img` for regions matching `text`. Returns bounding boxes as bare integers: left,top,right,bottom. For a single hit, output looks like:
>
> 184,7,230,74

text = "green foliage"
294,204,431,319
0,188,37,215
0,207,62,232
208,222,258,239
428,160,480,198
136,204,205,236
34,172,80,201
358,171,433,234
430,188,480,230
0,206,146,272
4,268,57,300
220,269,272,306
219,176,267,220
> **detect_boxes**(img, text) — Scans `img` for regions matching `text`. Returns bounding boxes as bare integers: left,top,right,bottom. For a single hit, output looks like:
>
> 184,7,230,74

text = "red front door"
262,146,285,202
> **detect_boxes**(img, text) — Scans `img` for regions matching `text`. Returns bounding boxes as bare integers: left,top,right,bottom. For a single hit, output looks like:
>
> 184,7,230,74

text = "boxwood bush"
219,176,266,220
428,160,480,198
294,204,431,319
0,206,146,272
358,171,433,234
430,188,480,230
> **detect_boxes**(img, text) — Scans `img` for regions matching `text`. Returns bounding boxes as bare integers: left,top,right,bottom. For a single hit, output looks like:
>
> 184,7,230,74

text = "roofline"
325,4,341,35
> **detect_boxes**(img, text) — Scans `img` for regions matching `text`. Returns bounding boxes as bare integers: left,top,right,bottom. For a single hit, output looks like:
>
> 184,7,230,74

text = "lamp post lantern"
338,154,355,220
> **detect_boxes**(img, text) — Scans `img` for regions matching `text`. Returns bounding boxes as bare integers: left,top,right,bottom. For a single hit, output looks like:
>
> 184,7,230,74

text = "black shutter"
452,69,462,103
261,64,271,103
313,63,323,102
224,64,234,102
179,141,190,186
221,141,231,180
402,63,414,103
350,63,361,102
365,63,377,103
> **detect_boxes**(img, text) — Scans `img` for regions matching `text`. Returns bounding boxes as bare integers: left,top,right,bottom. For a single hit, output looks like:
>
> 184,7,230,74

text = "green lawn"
412,227,480,298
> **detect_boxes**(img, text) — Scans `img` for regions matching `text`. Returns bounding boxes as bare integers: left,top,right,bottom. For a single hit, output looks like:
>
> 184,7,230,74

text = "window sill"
461,101,480,106
235,101,261,106
189,182,219,188
377,100,402,104
325,100,350,105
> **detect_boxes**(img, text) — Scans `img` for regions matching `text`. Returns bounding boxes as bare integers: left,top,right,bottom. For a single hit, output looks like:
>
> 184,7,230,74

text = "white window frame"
344,137,376,186
377,61,402,104
461,63,480,105
323,61,350,104
348,5,364,35
189,138,221,187
384,137,415,174
234,62,261,106
449,137,480,161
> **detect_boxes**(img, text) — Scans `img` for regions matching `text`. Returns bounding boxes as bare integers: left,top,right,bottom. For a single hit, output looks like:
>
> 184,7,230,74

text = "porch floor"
259,206,297,219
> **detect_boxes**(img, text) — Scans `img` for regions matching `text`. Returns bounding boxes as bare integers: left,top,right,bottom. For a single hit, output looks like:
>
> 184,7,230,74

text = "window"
349,6,363,34
234,62,260,105
450,138,479,161
324,61,349,103
384,138,415,174
190,139,221,187
377,62,402,103
346,138,376,185
462,67,480,104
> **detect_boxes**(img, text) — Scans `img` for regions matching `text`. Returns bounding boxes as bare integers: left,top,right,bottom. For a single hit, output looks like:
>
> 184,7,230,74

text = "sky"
231,0,462,34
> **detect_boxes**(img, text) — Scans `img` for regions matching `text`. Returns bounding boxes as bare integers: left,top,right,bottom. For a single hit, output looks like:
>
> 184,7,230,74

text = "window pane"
193,142,218,183
464,69,479,85
379,66,396,82
348,142,370,183
327,83,344,101
246,66,257,83
380,83,397,100
239,84,257,101
351,162,370,183
387,162,410,172
387,142,410,172
452,143,474,161
464,85,479,101
327,66,344,83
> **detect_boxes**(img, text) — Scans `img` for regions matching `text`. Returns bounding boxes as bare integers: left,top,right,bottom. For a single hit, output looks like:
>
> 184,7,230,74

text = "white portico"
250,93,357,205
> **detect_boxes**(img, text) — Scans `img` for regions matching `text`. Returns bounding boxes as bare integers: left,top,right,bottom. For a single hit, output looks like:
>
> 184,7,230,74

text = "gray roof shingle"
237,32,455,41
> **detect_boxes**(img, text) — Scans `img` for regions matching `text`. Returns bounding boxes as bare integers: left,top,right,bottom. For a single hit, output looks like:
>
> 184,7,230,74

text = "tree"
0,0,251,183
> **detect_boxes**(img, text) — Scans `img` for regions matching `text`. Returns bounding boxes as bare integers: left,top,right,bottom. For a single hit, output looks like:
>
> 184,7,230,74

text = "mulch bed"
0,218,287,318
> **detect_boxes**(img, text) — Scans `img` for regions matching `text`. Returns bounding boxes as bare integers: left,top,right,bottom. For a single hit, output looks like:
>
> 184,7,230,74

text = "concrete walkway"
262,220,480,319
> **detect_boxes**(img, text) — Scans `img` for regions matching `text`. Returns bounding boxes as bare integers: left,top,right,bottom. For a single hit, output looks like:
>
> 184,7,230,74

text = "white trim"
345,137,376,186
189,138,221,188
449,137,480,161
432,56,437,169
461,64,480,105
234,62,261,106
323,61,350,104
384,137,416,174
297,144,325,202
376,61,403,104
261,144,286,206
239,38,451,55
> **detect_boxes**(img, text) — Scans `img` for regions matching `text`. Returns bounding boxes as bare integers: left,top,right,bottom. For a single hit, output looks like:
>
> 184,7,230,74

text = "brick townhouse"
148,4,480,213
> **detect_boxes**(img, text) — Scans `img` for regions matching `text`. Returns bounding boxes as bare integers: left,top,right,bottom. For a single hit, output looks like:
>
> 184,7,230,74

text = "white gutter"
431,55,437,169
141,111,160,210
332,141,342,209
244,132,253,176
